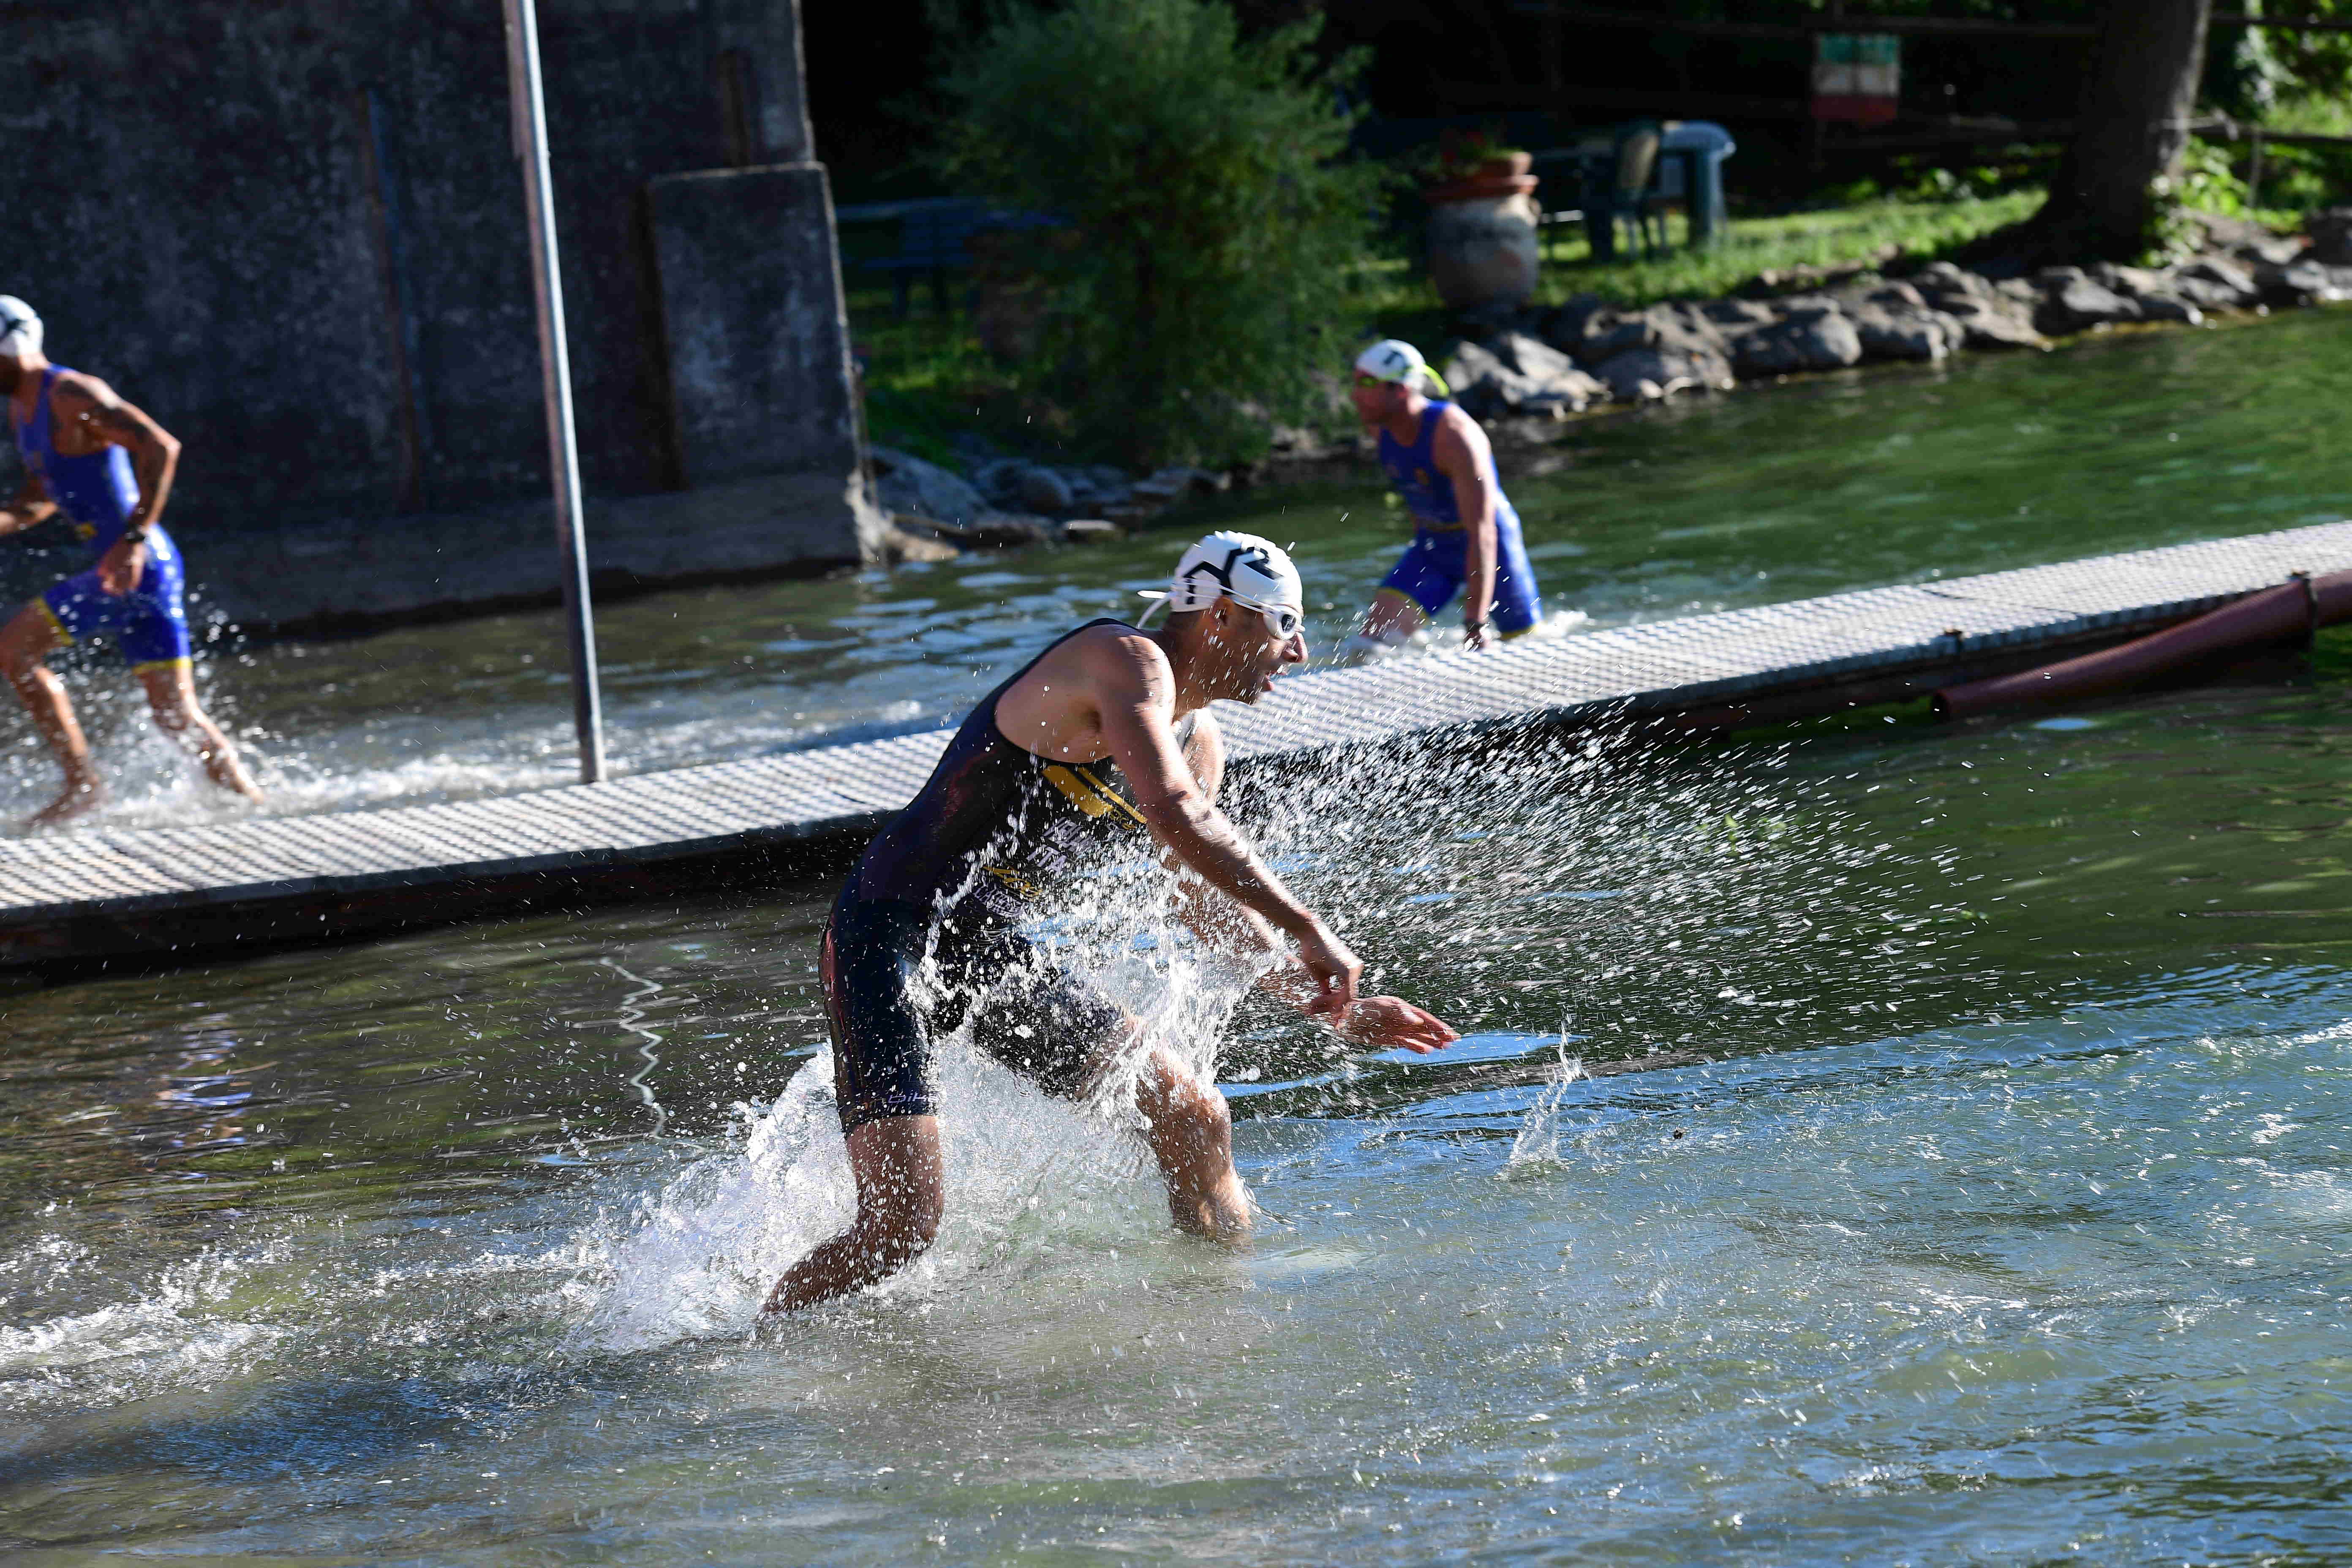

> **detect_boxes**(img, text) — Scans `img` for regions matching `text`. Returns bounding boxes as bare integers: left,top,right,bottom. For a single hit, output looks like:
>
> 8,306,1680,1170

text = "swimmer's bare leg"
0,601,103,825
136,658,262,802
1344,589,1425,660
764,1113,944,1313
1137,1044,1250,1239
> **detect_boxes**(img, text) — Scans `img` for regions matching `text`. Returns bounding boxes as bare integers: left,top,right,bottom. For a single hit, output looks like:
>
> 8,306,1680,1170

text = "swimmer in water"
1346,338,1546,657
766,531,1459,1313
0,297,261,826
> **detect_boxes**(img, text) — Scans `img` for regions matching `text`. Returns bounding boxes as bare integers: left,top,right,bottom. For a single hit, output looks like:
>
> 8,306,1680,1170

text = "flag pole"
503,0,606,784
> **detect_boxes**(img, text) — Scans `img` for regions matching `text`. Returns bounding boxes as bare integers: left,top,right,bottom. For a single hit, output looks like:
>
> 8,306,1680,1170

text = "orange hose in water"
1933,569,2352,721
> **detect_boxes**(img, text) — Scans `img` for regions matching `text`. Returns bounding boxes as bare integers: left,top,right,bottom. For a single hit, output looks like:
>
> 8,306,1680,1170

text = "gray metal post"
503,0,606,784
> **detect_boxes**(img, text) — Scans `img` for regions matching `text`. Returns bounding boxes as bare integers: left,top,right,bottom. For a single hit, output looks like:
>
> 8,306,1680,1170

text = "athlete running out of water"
0,297,260,826
1347,338,1546,657
766,532,1459,1313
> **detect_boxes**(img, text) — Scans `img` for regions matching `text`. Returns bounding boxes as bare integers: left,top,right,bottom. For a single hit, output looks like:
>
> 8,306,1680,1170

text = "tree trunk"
2033,0,2214,260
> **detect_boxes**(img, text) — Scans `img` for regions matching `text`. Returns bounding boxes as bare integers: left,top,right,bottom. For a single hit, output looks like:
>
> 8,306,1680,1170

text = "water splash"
1506,1040,1586,1168
564,1041,1189,1352
0,1240,282,1414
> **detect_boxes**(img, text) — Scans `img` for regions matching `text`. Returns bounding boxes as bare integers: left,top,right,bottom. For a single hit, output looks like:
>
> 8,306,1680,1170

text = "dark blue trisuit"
9,365,193,671
1374,400,1544,635
824,620,1189,1131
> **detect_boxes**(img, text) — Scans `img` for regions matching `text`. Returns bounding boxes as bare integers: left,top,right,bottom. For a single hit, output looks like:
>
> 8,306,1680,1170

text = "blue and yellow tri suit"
1375,400,1544,635
824,620,1184,1130
11,365,192,671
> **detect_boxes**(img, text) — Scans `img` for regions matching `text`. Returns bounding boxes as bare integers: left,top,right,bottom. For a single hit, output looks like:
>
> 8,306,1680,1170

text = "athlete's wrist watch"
1464,615,1490,635
123,525,149,545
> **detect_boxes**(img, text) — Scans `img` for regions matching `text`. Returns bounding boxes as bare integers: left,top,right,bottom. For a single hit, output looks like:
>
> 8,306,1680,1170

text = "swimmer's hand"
95,534,147,596
1292,921,1362,1020
1334,996,1459,1054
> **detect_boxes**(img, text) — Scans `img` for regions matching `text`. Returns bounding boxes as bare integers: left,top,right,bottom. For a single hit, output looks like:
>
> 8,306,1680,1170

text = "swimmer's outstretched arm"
1159,710,1458,1057
1091,636,1362,1013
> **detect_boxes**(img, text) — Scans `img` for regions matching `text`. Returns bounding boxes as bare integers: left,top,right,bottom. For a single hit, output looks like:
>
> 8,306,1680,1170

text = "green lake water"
3,309,2352,1563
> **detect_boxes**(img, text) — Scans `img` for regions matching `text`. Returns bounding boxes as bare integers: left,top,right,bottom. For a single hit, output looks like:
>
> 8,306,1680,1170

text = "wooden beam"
1509,5,2098,40
2215,10,2352,32
1436,80,1817,120
1514,4,2352,38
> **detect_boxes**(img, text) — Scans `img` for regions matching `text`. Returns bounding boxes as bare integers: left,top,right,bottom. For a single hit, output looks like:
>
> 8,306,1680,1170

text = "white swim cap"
0,297,39,359
1353,337,1448,397
1137,530,1303,625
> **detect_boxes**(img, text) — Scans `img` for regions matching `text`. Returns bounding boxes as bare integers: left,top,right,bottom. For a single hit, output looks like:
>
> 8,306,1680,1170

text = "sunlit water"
7,681,2352,1562
3,309,2347,833
3,312,2352,1563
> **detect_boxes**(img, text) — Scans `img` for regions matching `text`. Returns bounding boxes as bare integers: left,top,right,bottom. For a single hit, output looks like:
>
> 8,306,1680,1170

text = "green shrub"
936,0,1383,468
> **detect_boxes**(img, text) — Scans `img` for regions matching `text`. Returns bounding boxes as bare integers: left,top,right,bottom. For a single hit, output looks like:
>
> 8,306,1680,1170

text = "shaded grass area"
845,192,2044,468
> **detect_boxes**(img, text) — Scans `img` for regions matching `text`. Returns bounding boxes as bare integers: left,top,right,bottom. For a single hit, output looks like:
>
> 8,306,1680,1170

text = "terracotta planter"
1423,171,1541,313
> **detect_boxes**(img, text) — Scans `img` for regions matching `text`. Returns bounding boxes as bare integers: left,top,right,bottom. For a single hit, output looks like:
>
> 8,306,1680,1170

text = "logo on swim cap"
1353,338,1448,398
1138,530,1302,623
0,297,40,359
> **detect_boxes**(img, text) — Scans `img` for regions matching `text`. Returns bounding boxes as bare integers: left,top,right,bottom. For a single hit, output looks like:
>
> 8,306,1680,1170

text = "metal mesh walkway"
7,520,2351,966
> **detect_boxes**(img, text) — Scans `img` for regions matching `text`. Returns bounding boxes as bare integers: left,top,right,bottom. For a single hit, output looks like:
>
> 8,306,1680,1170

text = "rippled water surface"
4,310,2352,1564
3,308,2347,831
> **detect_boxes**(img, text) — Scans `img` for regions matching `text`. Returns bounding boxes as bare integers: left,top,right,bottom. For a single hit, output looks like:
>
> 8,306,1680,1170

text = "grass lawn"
1351,189,2046,351
846,191,2047,468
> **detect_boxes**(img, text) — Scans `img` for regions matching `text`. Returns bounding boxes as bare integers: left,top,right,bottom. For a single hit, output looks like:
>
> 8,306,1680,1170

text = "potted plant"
1420,129,1542,313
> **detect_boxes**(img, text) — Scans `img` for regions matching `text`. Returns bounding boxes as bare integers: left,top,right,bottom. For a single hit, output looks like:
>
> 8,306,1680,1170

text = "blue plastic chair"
1580,120,1668,261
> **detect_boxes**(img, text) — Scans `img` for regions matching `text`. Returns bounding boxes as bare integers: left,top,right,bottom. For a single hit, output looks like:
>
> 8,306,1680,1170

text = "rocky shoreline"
868,210,2352,561
869,446,1233,561
1437,211,2352,421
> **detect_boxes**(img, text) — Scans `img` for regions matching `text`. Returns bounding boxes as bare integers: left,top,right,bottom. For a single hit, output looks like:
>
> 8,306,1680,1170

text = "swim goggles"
1232,593,1304,640
1136,588,1303,639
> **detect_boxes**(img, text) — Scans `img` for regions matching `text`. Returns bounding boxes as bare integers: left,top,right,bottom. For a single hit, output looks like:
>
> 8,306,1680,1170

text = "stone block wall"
0,0,871,607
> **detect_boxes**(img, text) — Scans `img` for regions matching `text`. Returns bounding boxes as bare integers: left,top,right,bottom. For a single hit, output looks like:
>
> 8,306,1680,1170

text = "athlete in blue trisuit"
0,297,260,826
1347,338,1545,656
766,533,1459,1313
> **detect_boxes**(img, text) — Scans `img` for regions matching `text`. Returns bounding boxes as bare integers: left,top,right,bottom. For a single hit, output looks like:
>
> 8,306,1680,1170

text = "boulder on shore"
1938,297,2049,351
2034,277,2141,335
964,512,1056,548
1015,466,1074,514
1444,337,1606,417
871,446,989,526
1729,311,1864,376
1851,299,1959,362
2256,259,2344,308
1588,341,1734,401
1702,297,1777,327
1912,261,1993,311
2169,257,2261,311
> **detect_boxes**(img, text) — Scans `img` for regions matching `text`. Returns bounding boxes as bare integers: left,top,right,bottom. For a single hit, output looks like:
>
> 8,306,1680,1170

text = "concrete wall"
648,163,862,488
0,0,873,616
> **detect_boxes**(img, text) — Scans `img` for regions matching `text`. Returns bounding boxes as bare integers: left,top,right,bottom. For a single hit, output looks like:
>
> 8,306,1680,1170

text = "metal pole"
503,0,606,784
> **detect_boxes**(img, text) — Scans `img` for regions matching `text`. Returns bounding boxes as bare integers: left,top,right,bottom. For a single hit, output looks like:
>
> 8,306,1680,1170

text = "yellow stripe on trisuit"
982,864,1043,900
1043,762,1148,826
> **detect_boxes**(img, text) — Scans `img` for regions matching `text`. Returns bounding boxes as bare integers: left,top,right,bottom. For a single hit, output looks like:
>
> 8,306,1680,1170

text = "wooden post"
502,0,607,785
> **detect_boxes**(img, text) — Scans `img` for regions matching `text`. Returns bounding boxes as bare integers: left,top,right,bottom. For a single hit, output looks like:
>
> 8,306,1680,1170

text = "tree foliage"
937,0,1382,467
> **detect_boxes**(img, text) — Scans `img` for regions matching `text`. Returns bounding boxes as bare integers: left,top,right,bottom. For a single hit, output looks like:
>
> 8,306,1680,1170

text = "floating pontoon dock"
5,521,2350,970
